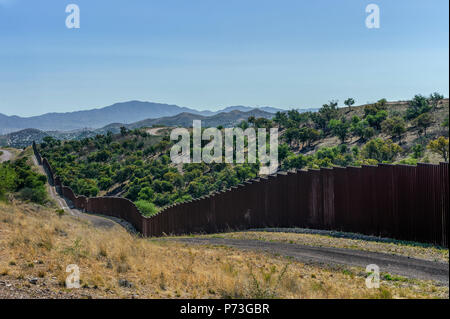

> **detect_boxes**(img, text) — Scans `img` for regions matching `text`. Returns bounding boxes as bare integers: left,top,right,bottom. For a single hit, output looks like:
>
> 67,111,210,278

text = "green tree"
411,144,424,159
381,116,406,141
138,186,155,201
278,143,291,162
366,110,388,130
273,111,288,127
427,137,449,162
351,119,373,141
312,100,338,131
283,153,307,170
120,126,128,136
415,113,433,136
429,92,444,110
298,127,320,148
406,94,431,120
0,164,17,199
361,138,402,162
344,98,355,110
328,119,350,143
284,128,300,147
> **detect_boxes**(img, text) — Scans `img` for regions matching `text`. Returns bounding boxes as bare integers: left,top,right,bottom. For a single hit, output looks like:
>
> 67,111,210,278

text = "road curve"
31,153,121,229
172,237,449,284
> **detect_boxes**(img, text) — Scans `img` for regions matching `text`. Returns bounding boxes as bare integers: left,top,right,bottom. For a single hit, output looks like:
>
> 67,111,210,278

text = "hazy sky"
0,0,448,117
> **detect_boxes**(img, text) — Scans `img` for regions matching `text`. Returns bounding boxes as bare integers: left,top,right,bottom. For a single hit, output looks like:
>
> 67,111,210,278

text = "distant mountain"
0,100,300,134
0,128,50,148
127,109,274,129
214,105,289,114
0,109,275,147
0,101,211,134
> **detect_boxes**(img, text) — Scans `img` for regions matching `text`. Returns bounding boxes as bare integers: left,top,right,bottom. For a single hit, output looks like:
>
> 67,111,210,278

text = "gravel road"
31,154,121,229
172,237,449,283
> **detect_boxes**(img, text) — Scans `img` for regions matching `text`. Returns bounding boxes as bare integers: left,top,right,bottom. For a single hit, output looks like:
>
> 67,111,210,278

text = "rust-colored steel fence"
33,142,449,246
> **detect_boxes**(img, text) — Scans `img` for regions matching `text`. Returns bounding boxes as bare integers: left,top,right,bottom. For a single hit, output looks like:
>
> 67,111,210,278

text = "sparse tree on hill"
344,98,355,110
381,116,406,142
329,119,350,143
427,137,449,162
415,113,433,136
429,92,444,110
361,138,402,163
273,111,289,127
406,94,431,120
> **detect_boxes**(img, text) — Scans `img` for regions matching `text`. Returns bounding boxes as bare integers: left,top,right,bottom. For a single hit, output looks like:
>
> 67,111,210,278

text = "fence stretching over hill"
33,142,449,247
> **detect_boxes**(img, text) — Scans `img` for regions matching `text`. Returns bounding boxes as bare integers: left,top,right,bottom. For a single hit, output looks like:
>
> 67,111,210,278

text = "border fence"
33,142,449,247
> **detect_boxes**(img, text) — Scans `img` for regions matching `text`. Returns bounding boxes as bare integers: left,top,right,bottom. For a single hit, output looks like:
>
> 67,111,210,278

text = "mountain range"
0,101,302,134
0,109,278,148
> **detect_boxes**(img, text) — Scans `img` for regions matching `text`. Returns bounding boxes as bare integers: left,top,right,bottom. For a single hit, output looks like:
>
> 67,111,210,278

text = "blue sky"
0,0,448,116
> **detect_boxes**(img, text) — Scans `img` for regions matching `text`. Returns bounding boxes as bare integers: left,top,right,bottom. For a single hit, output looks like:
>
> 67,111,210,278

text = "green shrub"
0,164,17,199
135,200,159,217
19,186,47,204
361,138,402,163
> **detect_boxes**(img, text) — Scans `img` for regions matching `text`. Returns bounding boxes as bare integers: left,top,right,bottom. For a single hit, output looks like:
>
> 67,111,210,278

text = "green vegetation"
38,93,448,216
39,130,259,212
428,137,449,162
135,200,159,217
274,93,448,170
0,157,48,203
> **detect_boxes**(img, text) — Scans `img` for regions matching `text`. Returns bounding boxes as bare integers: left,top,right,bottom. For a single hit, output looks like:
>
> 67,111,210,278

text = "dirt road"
31,154,120,229
172,237,449,283
0,149,13,163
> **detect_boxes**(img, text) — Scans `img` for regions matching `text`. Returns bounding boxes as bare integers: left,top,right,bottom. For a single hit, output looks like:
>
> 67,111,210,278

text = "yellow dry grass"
0,201,447,299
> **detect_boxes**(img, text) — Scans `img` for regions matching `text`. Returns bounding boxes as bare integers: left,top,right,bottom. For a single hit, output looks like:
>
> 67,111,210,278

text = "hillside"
0,101,287,134
0,109,275,148
35,95,449,217
276,97,449,169
1,200,447,299
127,109,274,129
305,99,449,163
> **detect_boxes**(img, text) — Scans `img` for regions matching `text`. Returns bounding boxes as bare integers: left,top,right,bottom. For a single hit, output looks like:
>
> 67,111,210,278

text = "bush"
328,119,349,143
366,111,388,130
19,186,47,204
406,94,431,120
135,200,159,217
427,137,449,162
411,144,424,159
361,138,402,163
415,113,433,136
381,116,406,140
0,164,17,199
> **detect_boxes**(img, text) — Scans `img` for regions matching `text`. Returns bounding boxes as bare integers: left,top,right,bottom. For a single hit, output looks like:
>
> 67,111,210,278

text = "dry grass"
202,231,449,263
0,201,447,299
